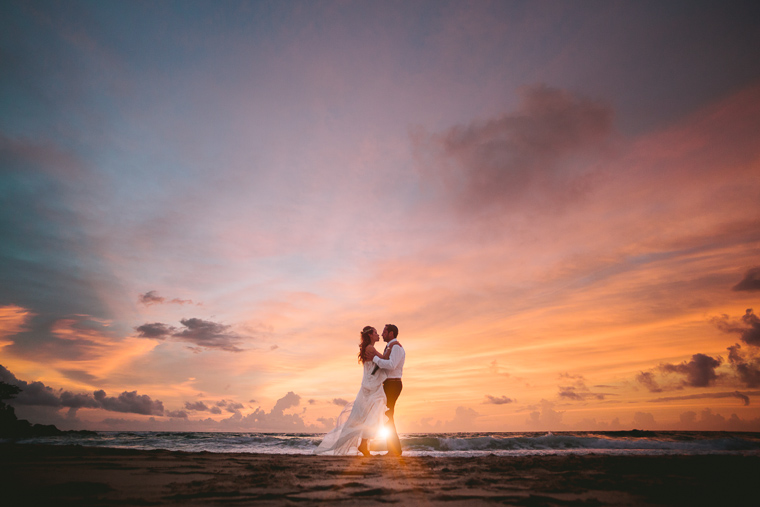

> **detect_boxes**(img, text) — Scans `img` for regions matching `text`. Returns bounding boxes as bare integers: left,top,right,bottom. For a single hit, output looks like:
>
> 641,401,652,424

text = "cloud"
397,406,483,433
173,318,243,352
1,364,166,416
649,390,759,406
575,417,624,431
483,395,514,405
138,291,165,306
215,399,243,413
732,267,760,291
58,369,100,385
183,399,244,415
135,322,176,339
636,371,662,393
447,406,480,429
59,391,101,413
166,410,188,419
0,305,32,345
557,374,613,401
1,313,156,382
316,417,335,430
632,412,657,429
332,398,349,406
679,409,760,431
184,400,221,414
558,387,605,401
232,391,314,431
714,309,760,346
416,84,613,215
0,364,62,407
134,318,244,352
271,391,300,413
138,291,195,306
659,353,723,387
526,400,565,430
93,390,164,416
680,411,697,425
727,344,760,387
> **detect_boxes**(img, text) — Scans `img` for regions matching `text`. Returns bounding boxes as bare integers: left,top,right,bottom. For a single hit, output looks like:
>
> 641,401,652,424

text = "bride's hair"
358,326,374,364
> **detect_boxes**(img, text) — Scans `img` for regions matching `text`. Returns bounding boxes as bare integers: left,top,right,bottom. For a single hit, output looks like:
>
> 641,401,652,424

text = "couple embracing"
314,324,405,456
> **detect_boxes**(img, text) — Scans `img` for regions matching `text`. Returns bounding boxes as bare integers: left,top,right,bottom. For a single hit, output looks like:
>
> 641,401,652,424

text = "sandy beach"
1,444,757,506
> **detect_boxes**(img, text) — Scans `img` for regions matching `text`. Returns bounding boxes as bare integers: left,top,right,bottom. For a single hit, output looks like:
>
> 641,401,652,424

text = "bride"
314,326,389,456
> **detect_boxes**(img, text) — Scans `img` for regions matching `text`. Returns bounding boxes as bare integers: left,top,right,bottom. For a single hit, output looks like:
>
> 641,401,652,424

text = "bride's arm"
375,342,398,360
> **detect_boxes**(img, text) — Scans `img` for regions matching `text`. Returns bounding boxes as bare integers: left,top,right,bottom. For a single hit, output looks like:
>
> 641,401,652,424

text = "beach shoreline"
2,443,758,506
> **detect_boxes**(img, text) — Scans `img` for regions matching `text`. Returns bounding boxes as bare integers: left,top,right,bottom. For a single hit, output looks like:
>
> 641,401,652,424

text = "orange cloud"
0,305,32,348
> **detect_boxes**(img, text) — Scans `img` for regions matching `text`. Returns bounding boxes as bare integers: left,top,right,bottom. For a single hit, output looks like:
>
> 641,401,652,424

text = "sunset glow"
1,1,759,433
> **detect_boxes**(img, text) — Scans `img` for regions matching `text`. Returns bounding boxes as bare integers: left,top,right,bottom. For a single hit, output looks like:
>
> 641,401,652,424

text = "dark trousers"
383,379,403,456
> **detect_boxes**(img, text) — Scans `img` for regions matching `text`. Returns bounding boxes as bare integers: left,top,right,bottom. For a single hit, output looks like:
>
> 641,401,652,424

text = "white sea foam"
5,431,760,456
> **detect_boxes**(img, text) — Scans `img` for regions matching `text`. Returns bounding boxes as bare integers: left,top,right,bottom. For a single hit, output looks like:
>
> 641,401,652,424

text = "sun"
378,426,390,440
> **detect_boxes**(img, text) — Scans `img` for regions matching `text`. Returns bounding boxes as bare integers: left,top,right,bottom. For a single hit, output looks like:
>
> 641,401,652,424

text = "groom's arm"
372,344,402,370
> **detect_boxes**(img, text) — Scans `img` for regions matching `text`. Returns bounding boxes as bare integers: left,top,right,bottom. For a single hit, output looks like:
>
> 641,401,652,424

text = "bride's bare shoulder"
363,344,379,361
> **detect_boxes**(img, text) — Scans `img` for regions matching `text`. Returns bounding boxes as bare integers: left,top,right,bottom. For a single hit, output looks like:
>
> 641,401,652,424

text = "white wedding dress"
314,360,388,455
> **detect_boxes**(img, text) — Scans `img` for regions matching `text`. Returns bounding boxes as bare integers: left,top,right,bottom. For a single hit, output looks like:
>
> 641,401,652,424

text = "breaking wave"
6,431,760,456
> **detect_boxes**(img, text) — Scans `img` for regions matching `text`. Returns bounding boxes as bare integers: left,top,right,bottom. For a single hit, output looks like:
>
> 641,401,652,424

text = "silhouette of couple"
314,324,405,456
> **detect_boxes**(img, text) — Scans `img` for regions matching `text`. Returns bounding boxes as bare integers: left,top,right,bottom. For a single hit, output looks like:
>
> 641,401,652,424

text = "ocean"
6,431,760,456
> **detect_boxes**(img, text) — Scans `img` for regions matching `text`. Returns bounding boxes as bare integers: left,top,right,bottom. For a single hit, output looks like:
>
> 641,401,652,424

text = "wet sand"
1,444,757,506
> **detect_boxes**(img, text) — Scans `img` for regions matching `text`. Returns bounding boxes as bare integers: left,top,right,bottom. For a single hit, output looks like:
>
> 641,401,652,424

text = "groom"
372,324,405,456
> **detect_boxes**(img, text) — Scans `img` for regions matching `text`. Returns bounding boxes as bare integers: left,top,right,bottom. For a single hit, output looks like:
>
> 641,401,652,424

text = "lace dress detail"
314,361,388,455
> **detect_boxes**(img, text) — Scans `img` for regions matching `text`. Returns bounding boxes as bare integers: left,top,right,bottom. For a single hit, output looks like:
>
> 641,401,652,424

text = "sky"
1,0,760,433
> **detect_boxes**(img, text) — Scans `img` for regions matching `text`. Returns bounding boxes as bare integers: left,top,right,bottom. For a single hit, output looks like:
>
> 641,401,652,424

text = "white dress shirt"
373,338,405,379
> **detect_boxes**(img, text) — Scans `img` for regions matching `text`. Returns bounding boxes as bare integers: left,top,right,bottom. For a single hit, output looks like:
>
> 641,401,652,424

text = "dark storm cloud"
138,291,195,306
173,318,243,352
185,401,212,412
714,309,760,347
134,318,243,352
483,395,514,405
184,400,242,415
185,401,222,414
1,364,166,416
416,85,613,214
727,344,760,388
135,322,176,339
0,364,60,406
59,391,100,410
732,267,760,291
659,353,723,388
636,371,662,393
93,390,164,416
649,390,760,406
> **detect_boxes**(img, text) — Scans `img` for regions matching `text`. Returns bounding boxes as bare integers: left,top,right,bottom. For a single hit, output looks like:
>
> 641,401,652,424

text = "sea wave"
5,431,760,456
403,431,760,454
